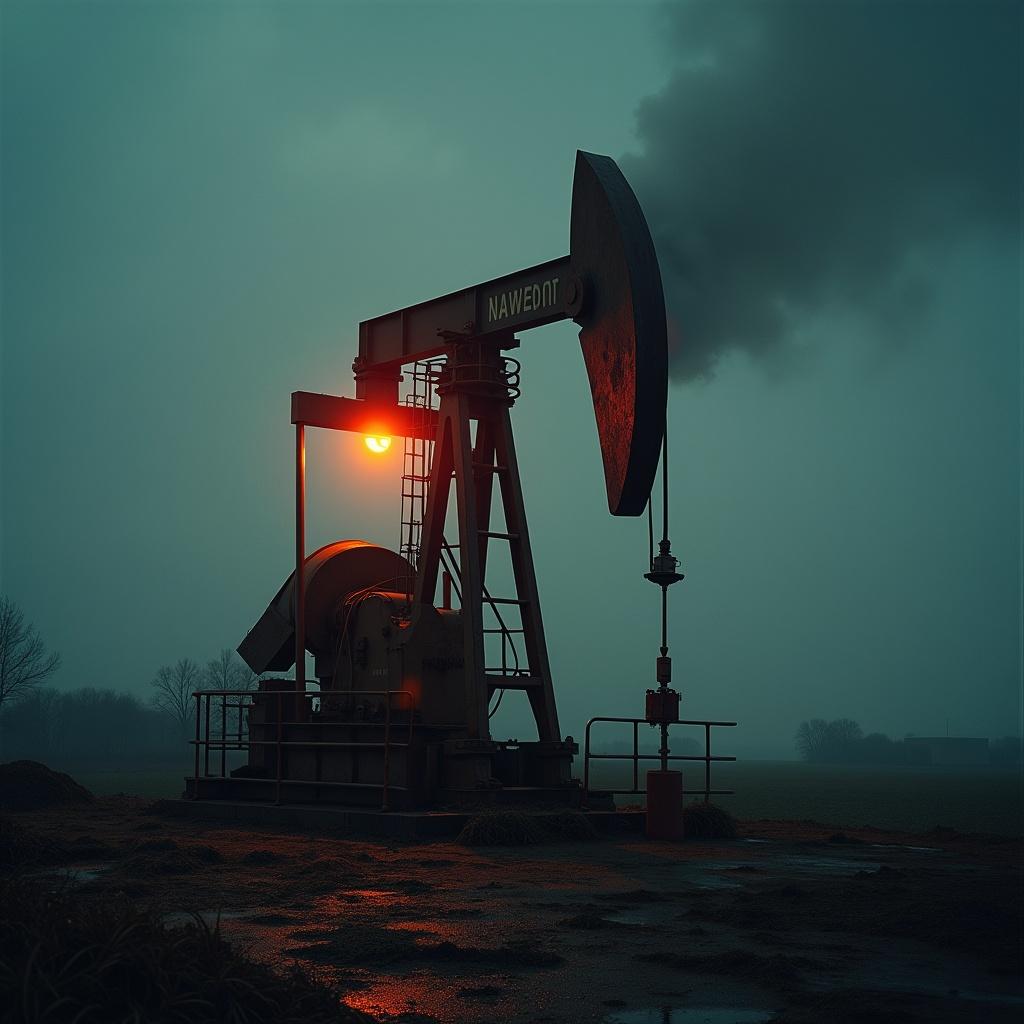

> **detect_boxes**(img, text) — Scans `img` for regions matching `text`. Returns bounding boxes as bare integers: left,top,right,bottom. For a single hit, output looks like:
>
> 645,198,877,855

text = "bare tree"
795,719,831,762
796,717,865,762
202,648,259,736
150,658,200,730
202,648,259,693
827,718,864,755
0,597,61,710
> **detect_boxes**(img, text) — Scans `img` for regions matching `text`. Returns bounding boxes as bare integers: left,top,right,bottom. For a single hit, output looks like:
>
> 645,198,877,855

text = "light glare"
364,435,392,454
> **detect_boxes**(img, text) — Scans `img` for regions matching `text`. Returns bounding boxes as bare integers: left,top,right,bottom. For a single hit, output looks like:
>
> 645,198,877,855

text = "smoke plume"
623,1,1020,380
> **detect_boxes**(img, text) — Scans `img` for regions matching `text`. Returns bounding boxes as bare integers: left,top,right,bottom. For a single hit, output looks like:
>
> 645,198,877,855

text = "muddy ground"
13,798,1024,1024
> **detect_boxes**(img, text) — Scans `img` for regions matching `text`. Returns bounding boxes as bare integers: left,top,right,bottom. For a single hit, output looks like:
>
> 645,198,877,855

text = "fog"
1,1,1019,762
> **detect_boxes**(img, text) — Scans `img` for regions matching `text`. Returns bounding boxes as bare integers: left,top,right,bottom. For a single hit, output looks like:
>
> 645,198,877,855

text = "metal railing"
582,716,737,804
190,688,415,810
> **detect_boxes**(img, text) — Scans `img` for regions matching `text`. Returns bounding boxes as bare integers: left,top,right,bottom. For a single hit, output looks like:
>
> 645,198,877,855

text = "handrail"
190,687,415,810
582,715,737,806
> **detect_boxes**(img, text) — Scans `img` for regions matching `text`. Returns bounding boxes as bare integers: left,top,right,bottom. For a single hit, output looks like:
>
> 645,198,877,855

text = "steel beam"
357,255,574,373
291,391,438,439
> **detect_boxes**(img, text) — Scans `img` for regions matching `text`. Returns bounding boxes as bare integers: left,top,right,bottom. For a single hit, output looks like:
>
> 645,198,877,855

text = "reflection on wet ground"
56,863,110,884
26,802,1024,1024
345,971,520,1021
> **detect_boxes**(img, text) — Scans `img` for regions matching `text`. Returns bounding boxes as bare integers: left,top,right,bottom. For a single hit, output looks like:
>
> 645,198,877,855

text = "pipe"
295,423,306,692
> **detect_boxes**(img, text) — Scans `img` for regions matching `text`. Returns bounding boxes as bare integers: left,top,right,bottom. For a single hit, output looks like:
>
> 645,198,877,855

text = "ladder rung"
479,531,519,540
483,627,525,634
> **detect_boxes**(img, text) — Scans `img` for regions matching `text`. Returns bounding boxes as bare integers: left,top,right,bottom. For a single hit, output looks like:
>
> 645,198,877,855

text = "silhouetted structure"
187,153,732,822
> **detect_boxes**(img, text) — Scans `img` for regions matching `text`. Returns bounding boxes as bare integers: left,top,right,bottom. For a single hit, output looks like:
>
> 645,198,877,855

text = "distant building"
904,737,990,766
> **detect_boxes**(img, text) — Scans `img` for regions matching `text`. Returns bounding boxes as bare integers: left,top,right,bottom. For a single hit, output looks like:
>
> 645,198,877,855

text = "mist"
1,1,1019,765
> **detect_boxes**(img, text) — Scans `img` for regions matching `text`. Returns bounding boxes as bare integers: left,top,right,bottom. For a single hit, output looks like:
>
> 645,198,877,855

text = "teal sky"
1,1,1020,757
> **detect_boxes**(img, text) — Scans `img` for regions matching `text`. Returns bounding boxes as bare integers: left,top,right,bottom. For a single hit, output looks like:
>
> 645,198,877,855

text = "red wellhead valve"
645,687,680,725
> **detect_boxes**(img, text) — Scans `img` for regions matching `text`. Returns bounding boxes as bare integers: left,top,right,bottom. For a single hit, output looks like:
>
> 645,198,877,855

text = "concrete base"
155,797,644,839
185,774,595,811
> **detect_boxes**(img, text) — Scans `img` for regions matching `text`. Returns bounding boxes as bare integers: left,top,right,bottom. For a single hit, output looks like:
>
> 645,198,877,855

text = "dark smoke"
623,1,1020,380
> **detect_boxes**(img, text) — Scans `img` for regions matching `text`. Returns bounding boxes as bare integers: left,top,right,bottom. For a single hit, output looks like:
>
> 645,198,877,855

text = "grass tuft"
540,810,599,841
0,876,371,1023
682,802,738,840
456,808,599,846
457,809,546,846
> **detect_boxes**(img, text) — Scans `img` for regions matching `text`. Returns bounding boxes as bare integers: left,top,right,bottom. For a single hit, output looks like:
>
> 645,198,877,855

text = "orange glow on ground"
364,435,392,454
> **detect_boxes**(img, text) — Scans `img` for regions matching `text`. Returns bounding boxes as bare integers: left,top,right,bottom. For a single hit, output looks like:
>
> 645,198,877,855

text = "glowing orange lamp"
364,435,391,454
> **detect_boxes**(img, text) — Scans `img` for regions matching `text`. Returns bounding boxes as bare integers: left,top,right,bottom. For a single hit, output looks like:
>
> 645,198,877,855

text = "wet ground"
18,798,1024,1023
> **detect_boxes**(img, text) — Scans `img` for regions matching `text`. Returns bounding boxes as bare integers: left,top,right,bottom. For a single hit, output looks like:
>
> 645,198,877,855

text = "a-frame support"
413,350,561,744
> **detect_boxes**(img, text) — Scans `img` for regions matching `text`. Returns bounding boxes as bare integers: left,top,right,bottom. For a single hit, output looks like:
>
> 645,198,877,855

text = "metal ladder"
398,358,528,715
399,360,442,595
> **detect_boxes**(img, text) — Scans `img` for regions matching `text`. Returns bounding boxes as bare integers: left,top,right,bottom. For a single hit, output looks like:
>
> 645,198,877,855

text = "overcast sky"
2,0,1020,758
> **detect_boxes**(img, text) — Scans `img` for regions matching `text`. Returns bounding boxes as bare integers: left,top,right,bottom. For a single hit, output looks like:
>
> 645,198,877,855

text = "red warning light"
364,435,392,454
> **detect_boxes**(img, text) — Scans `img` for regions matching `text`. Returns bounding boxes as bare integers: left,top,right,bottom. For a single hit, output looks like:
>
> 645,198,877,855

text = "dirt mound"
0,760,93,812
682,801,738,840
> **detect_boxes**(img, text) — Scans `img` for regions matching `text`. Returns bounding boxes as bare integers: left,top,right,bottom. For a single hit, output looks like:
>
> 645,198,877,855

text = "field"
6,794,1022,1024
75,760,1023,837
593,760,1022,836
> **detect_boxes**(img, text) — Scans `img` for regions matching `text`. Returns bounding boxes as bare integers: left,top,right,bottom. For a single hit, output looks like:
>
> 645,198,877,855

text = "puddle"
605,1008,774,1023
345,972,516,1021
867,980,1024,1007
58,863,112,884
947,990,1024,1005
869,844,941,854
775,855,881,875
695,878,743,890
703,861,757,871
603,908,655,926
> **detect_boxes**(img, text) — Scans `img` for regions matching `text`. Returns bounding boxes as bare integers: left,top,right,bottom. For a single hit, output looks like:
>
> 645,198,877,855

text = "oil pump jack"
187,152,687,812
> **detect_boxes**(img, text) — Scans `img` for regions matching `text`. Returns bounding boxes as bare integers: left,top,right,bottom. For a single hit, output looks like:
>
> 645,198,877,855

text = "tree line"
0,649,261,770
0,593,266,769
795,718,1021,766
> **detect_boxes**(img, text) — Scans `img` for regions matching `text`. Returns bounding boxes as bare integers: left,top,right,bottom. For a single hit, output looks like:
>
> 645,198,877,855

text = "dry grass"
0,876,371,1023
456,809,598,846
682,801,738,840
0,816,114,870
457,809,546,846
